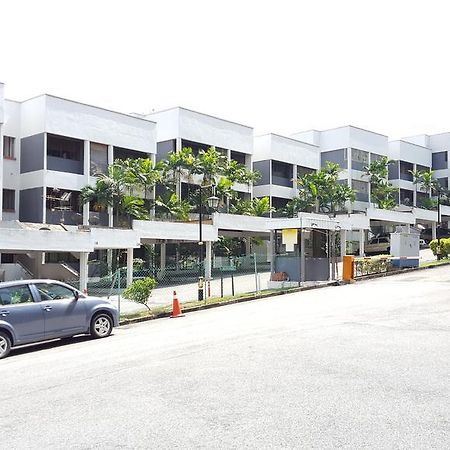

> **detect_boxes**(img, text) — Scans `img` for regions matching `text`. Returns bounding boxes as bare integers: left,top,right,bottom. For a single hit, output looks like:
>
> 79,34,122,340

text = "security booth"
267,213,350,285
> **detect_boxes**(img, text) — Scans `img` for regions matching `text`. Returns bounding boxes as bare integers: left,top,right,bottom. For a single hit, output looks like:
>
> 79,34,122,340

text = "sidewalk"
108,248,437,315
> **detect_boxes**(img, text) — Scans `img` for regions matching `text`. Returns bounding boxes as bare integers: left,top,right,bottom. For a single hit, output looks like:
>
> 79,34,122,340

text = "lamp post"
198,184,219,301
437,188,442,260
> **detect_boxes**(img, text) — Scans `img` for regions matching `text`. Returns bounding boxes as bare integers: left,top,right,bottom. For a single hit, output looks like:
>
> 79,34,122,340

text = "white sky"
1,0,450,140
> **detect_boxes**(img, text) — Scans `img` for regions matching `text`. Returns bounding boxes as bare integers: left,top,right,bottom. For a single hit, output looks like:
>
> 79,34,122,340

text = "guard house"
267,213,351,285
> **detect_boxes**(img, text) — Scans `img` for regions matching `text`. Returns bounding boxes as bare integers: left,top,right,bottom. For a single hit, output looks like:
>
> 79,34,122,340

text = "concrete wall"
19,187,44,222
149,107,253,155
389,140,432,167
253,160,271,186
20,134,45,173
254,134,320,168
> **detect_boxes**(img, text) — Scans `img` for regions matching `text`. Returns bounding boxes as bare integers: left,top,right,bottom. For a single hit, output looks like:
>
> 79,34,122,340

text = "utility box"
390,232,420,268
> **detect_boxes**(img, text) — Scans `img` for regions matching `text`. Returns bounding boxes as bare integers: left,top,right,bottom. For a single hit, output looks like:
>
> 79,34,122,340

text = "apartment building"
253,133,320,215
1,93,156,227
146,106,254,202
292,126,390,213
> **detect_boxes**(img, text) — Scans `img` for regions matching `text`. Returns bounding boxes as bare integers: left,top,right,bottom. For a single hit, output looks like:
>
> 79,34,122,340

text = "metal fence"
66,254,271,313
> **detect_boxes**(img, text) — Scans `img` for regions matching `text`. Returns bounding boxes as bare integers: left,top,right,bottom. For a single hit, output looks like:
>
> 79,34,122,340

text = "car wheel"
90,314,113,339
0,331,12,359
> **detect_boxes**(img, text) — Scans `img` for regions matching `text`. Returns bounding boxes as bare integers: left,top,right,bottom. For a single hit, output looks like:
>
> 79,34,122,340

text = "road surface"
1,265,449,449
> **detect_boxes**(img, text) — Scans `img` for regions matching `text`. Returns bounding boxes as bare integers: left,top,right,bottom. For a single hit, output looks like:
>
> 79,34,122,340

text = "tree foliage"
364,157,397,210
122,277,157,311
285,162,355,216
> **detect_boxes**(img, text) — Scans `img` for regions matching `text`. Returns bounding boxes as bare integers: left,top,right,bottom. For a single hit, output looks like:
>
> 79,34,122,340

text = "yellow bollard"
342,255,355,282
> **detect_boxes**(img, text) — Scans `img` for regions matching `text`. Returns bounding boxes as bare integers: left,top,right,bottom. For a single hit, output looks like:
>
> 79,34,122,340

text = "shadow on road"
8,335,99,358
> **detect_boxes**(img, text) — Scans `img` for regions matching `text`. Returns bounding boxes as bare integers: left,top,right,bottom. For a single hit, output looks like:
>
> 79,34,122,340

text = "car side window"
0,285,34,305
35,283,76,301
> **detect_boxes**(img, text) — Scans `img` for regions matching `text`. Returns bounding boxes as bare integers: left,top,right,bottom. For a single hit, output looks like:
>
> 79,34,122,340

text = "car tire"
0,331,12,360
90,313,113,339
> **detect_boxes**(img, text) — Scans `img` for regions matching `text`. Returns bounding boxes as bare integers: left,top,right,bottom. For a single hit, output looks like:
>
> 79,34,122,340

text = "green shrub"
429,238,450,257
122,277,157,311
354,255,392,276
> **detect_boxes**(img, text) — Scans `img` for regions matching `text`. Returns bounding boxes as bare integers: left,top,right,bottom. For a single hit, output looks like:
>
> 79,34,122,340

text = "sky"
1,0,450,140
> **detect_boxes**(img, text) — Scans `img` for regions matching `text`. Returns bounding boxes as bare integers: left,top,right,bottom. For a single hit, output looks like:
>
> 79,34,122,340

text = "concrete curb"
119,260,450,326
119,280,340,326
354,260,450,282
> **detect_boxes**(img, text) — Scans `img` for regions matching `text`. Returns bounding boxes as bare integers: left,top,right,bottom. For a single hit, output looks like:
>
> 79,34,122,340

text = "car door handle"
43,306,53,312
0,310,10,317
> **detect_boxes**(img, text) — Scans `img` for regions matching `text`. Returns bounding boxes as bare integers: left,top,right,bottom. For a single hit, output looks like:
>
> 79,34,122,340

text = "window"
2,189,15,211
432,152,448,170
3,136,15,159
90,142,108,176
352,180,369,202
47,134,82,161
0,285,33,305
351,149,369,171
34,283,76,301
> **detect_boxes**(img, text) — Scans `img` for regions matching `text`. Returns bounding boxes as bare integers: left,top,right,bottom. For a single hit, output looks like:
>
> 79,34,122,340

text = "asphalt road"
2,266,450,449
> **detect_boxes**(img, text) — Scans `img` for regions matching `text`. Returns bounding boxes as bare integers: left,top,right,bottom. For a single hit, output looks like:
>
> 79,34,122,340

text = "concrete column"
205,241,212,279
107,144,114,165
108,206,114,228
340,229,347,258
359,229,365,256
33,252,43,278
245,238,251,256
42,134,48,224
269,231,274,274
79,252,89,293
347,147,352,213
160,242,166,276
107,249,113,276
292,164,298,196
82,140,91,226
83,203,90,226
126,248,133,287
106,145,114,226
300,229,306,284
432,222,437,240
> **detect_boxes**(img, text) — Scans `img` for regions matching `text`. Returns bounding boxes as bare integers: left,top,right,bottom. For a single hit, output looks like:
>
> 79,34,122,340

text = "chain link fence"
66,254,271,315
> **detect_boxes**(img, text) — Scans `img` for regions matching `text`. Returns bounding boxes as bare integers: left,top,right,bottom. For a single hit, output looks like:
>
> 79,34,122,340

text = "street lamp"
198,185,219,301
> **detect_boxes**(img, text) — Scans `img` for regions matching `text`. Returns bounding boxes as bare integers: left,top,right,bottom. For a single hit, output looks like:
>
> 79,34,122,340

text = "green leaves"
230,196,274,216
154,193,192,221
287,161,355,216
122,277,157,310
364,157,397,210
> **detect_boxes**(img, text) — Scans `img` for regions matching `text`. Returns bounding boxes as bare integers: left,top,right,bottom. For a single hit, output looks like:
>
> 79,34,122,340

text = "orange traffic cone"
170,290,185,318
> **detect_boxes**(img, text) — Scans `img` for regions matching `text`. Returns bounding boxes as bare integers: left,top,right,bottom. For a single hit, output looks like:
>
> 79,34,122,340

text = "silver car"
0,279,119,359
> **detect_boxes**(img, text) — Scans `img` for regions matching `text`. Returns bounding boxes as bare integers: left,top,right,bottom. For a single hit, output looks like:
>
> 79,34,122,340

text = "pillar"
359,229,365,256
300,229,306,284
205,241,212,279
160,242,166,276
107,145,114,227
432,222,437,240
245,238,251,256
126,248,133,287
107,249,113,276
269,231,274,274
79,252,89,293
340,229,347,258
83,140,90,226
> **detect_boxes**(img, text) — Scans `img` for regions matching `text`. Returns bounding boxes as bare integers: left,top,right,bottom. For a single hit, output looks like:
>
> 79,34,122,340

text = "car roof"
0,279,77,290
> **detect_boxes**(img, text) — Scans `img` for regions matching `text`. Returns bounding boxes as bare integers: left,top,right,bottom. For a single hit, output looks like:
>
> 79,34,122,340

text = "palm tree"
364,157,397,210
80,161,131,226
